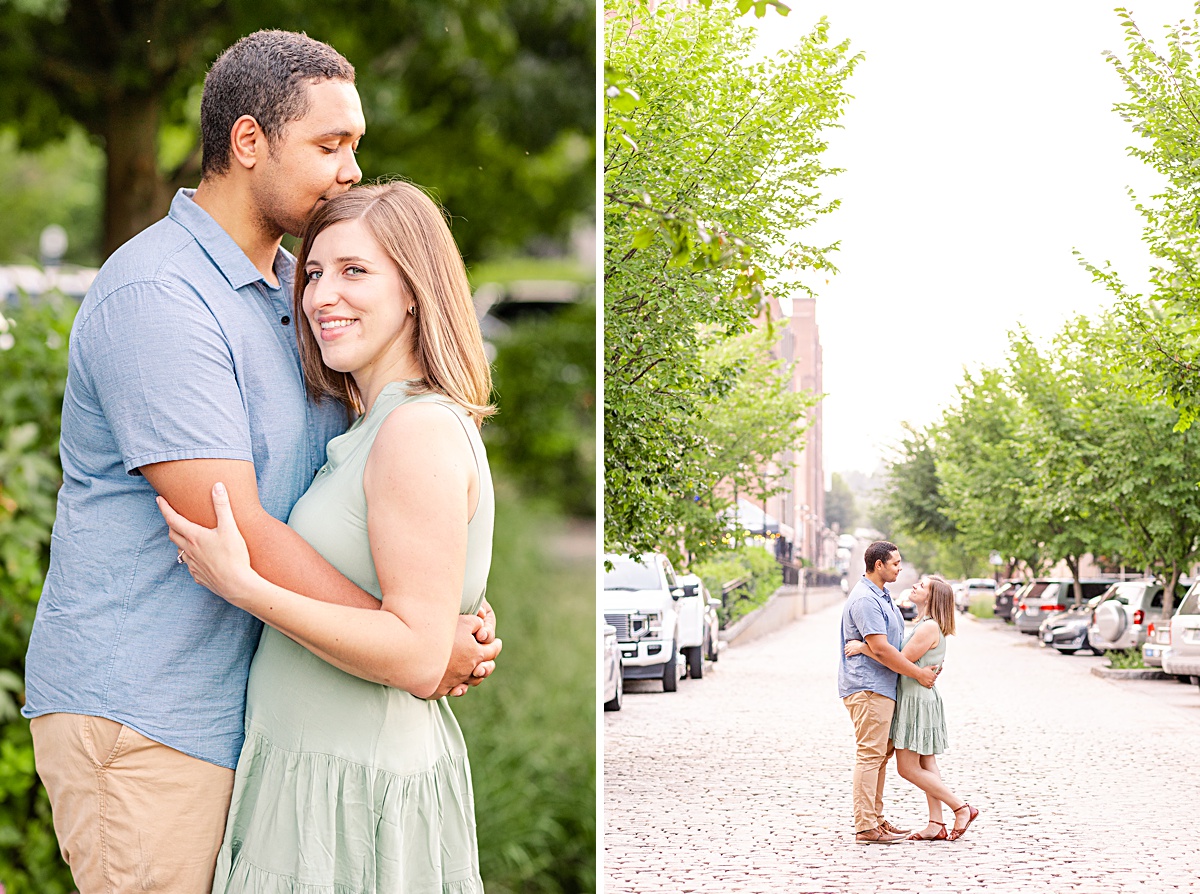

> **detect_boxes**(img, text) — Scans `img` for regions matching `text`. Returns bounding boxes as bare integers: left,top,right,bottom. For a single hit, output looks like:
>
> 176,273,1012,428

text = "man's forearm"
240,510,379,610
869,641,926,679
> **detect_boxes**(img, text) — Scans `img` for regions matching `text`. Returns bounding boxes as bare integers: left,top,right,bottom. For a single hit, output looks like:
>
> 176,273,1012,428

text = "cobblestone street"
603,594,1200,893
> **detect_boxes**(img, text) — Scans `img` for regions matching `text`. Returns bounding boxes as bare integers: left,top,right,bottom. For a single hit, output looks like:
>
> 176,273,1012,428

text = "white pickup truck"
602,553,684,692
675,573,720,679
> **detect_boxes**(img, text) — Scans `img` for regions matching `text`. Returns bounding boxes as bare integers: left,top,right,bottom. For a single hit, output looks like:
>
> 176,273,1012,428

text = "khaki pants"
31,713,234,894
843,691,896,833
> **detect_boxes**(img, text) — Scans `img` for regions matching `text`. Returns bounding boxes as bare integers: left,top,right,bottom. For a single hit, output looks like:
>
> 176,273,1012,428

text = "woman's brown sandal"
907,821,947,841
948,804,979,840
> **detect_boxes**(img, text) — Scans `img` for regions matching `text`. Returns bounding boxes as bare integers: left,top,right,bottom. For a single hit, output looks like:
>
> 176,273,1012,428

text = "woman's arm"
844,638,876,658
900,621,940,664
160,403,492,699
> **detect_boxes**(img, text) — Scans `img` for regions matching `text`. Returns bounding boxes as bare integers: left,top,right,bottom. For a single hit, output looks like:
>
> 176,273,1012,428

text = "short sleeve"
848,596,888,639
74,281,255,473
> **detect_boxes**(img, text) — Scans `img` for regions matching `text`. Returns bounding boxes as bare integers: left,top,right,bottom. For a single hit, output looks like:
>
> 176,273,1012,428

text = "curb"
1090,667,1168,680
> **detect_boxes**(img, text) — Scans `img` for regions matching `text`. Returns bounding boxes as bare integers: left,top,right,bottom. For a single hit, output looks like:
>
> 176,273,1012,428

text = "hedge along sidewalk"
720,585,845,648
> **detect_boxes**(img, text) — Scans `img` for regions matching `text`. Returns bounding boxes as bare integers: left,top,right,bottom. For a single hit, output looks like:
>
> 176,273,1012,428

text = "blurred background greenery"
0,2,595,891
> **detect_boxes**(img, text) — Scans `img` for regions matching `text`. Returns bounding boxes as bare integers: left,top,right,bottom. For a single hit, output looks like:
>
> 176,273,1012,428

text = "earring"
408,305,417,317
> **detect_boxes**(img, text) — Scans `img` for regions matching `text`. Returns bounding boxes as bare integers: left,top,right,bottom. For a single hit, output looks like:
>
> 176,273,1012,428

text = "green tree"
670,322,817,561
1081,6,1200,428
936,367,1049,580
825,472,856,532
0,0,594,260
604,0,857,553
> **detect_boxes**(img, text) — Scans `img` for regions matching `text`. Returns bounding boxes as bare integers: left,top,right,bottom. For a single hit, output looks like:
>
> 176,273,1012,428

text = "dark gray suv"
1013,578,1117,635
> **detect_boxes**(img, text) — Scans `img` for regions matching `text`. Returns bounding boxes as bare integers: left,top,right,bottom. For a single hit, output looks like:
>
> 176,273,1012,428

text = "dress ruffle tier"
211,730,483,894
889,684,948,755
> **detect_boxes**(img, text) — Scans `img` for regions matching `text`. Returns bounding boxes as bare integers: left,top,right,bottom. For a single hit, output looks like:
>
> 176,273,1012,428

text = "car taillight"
1147,622,1155,637
1045,605,1065,613
1018,602,1027,611
1133,609,1145,626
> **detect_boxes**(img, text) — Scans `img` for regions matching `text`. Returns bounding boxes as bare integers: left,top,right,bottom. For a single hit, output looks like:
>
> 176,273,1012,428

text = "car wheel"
705,627,719,662
662,651,678,692
604,668,623,711
1055,647,1078,655
686,645,703,679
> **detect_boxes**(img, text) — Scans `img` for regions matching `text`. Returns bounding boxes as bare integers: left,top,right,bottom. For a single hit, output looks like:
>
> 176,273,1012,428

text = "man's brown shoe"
878,819,911,835
855,827,907,844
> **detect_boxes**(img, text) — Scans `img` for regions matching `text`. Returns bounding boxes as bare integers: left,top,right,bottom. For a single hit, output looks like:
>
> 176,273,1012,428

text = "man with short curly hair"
23,31,499,892
839,540,938,843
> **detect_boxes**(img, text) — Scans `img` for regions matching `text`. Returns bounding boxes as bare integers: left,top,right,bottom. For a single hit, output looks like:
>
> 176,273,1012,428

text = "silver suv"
1087,580,1188,653
1163,582,1200,692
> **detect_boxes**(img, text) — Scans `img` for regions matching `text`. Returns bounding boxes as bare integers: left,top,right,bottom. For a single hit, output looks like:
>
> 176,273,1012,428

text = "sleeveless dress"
889,619,948,755
211,381,492,894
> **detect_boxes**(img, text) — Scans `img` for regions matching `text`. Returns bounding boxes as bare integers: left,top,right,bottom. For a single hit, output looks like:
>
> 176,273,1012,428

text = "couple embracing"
838,541,981,844
23,30,500,894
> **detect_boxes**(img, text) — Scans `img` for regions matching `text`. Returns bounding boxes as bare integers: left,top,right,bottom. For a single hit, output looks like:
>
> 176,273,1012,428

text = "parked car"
998,578,1027,619
1014,579,1116,635
603,623,622,711
1143,611,1178,669
1162,582,1200,691
602,553,684,692
956,578,996,614
676,573,720,678
1088,580,1189,654
893,587,917,621
1038,594,1107,655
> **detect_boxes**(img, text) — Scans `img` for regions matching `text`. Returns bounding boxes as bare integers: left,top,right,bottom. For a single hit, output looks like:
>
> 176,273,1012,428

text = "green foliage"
604,0,856,554
968,594,995,620
453,485,594,894
825,473,856,532
486,299,596,517
0,126,103,266
1105,647,1146,671
0,0,594,261
692,544,782,625
1078,7,1200,428
668,324,818,561
0,295,77,892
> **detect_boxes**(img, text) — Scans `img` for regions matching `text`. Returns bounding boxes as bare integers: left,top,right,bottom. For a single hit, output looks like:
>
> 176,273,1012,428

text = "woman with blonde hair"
159,181,495,891
845,575,979,841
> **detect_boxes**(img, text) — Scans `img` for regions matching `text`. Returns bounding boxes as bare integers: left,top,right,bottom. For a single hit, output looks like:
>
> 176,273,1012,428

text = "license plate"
1185,628,1200,644
1145,646,1160,658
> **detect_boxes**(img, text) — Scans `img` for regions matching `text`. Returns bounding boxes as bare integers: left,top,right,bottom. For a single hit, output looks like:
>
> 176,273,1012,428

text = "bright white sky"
752,1,1189,478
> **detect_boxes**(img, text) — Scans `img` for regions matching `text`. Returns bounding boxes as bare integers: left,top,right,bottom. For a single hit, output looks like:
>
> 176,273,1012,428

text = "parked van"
602,553,684,692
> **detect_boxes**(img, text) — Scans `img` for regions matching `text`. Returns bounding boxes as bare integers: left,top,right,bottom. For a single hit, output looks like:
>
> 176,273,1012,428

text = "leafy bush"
968,594,995,619
693,545,783,626
486,298,596,518
1106,647,1146,670
0,294,78,893
454,486,594,893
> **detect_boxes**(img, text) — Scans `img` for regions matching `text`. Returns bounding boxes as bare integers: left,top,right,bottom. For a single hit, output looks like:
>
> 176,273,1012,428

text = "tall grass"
453,482,596,893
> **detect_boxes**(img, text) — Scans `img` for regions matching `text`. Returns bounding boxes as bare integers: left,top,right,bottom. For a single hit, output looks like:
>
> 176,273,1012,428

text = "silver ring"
177,550,186,565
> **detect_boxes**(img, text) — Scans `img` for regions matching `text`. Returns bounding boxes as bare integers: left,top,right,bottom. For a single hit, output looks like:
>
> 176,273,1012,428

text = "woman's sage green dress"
889,618,948,755
211,382,492,894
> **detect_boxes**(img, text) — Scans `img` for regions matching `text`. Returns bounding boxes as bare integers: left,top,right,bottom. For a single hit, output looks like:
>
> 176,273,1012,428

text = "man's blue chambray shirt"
838,575,906,700
23,189,347,769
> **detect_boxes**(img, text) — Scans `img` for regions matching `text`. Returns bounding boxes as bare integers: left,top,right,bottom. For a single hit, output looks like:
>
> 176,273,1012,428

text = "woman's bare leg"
896,748,965,838
919,754,946,826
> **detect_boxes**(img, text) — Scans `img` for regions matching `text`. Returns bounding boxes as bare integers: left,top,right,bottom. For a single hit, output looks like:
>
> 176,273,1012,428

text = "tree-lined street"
603,583,1200,893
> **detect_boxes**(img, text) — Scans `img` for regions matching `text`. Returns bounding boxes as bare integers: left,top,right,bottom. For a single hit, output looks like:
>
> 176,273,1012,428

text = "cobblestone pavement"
603,593,1200,893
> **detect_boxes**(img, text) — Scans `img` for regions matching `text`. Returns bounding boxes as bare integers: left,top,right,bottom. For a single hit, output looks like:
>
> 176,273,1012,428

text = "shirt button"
281,315,291,325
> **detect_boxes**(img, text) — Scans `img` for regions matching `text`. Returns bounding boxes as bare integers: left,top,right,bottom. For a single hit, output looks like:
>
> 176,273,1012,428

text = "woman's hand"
157,482,258,605
844,639,868,657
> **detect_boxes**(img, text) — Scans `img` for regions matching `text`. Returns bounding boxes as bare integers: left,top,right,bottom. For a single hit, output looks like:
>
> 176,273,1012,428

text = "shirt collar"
167,188,295,292
861,575,890,601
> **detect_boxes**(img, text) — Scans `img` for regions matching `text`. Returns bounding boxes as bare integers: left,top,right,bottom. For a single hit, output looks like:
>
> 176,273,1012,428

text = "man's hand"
432,613,503,698
916,665,938,689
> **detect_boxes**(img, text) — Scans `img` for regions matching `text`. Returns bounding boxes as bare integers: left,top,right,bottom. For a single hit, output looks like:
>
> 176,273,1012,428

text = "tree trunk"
101,93,171,258
1163,562,1179,619
1066,555,1082,606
